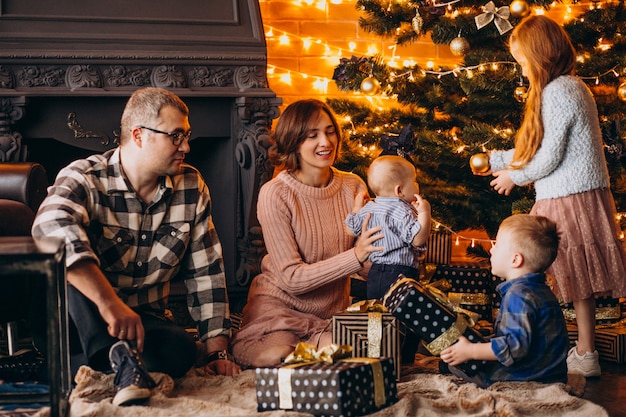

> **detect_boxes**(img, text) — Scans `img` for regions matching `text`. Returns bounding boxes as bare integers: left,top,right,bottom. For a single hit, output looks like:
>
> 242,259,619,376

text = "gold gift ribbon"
345,299,387,358
424,314,469,355
447,292,491,306
562,306,621,322
383,275,477,326
277,344,386,409
382,275,478,355
341,358,386,407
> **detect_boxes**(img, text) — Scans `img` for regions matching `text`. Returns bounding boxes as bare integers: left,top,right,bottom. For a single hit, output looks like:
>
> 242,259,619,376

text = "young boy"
440,214,569,387
346,155,432,300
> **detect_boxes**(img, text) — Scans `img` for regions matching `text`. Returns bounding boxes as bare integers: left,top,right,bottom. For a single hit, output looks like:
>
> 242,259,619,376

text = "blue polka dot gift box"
382,275,488,376
255,357,397,416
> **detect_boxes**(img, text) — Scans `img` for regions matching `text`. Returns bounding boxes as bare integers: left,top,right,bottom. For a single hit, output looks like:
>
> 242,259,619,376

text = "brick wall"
259,0,459,110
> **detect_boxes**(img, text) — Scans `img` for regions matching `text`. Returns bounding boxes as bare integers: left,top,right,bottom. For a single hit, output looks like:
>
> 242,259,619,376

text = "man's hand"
100,298,145,351
67,260,146,351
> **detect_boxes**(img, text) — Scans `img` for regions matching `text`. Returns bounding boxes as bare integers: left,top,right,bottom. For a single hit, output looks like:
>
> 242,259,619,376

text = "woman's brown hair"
268,99,342,171
509,15,576,169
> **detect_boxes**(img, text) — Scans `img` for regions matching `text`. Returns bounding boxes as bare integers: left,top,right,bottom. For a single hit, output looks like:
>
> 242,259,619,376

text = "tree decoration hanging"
509,0,530,17
475,1,513,35
450,35,471,57
379,124,417,162
361,76,381,95
412,7,424,35
358,60,381,95
514,85,528,102
618,81,626,102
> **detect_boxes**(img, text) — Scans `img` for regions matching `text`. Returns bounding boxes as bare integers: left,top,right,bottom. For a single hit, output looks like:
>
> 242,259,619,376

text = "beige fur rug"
31,363,608,417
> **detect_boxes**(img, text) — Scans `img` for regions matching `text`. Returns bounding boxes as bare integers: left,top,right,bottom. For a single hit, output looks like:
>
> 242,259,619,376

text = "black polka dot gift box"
382,275,488,376
432,265,495,322
255,357,397,417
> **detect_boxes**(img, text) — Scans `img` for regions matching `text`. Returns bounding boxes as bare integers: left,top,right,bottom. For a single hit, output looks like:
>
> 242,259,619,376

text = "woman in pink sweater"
231,99,383,367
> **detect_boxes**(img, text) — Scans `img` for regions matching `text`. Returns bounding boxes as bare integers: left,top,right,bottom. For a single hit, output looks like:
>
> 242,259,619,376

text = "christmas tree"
330,0,626,238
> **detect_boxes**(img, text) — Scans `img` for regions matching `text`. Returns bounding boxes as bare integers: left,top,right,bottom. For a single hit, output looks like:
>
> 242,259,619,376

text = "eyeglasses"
139,126,192,146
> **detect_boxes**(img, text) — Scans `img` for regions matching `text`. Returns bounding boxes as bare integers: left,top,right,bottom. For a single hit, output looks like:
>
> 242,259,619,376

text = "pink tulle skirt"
531,188,626,303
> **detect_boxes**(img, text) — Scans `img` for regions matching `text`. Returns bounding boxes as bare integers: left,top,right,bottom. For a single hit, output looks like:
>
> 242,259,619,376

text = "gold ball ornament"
514,85,528,103
618,82,626,102
449,36,470,57
509,0,530,17
360,76,381,96
470,153,490,174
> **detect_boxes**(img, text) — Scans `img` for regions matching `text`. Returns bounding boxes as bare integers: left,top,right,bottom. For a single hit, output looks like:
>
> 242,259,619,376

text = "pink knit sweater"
248,167,367,319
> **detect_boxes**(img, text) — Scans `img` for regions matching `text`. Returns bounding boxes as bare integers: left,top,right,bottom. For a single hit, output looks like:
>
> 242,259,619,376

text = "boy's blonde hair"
367,155,415,196
500,214,559,272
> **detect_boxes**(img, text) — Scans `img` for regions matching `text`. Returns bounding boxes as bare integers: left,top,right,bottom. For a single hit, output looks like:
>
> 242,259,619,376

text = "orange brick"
300,21,358,40
263,20,300,36
327,3,363,20
265,2,328,21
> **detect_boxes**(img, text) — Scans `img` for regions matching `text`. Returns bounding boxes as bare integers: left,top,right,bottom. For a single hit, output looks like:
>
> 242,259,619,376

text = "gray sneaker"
109,340,157,406
566,345,601,377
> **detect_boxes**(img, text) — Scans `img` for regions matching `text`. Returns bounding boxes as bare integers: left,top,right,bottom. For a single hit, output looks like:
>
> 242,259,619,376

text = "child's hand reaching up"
352,191,370,213
411,194,431,215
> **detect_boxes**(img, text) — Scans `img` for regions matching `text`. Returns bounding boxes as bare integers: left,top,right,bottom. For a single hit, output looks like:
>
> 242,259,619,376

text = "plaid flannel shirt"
31,148,231,341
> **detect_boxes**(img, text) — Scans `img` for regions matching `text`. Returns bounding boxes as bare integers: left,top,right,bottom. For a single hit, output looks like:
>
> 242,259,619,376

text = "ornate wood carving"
0,96,26,162
233,97,281,304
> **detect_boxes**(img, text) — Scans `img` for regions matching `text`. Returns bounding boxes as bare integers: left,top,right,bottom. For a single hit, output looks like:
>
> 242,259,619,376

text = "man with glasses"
32,87,240,407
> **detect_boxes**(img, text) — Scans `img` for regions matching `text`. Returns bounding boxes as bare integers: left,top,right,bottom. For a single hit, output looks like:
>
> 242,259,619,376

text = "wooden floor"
583,360,626,417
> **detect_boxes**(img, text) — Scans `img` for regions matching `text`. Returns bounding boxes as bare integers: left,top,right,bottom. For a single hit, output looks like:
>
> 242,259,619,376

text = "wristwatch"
206,349,234,363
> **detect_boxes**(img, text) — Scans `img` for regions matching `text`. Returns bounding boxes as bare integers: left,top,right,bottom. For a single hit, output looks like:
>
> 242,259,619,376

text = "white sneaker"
566,345,601,377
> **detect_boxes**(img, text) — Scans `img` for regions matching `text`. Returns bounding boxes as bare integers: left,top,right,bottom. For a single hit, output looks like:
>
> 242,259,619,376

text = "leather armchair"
0,162,48,355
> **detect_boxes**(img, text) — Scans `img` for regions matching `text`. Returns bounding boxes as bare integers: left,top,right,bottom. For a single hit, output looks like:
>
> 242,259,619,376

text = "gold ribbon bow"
346,299,388,313
475,1,513,35
345,299,388,357
283,342,352,364
278,343,386,409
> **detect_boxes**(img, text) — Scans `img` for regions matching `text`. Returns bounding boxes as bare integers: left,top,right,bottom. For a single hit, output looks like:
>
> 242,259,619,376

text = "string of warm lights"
435,210,626,249
264,21,626,96
432,220,496,248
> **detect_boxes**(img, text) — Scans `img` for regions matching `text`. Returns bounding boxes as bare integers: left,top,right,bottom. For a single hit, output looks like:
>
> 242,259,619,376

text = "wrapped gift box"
432,265,495,322
383,276,488,376
562,296,622,324
567,323,626,363
424,230,452,265
332,312,401,379
255,358,398,416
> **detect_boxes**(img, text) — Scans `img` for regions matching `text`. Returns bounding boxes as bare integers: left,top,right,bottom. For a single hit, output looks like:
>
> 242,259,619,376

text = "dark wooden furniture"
0,236,70,417
0,0,280,310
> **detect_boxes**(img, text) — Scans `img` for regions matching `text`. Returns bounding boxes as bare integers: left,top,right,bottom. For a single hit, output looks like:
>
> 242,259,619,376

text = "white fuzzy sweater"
490,75,609,201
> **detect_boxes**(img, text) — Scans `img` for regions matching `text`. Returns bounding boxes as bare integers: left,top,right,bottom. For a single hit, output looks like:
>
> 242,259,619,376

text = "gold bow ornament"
475,1,513,35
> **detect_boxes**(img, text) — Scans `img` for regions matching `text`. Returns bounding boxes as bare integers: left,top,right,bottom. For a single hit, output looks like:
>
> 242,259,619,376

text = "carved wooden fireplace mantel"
0,0,281,309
